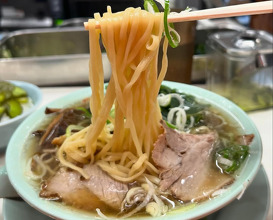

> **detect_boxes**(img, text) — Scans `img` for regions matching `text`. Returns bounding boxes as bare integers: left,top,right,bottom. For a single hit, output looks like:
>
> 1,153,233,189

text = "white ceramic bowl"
0,80,42,149
5,81,262,220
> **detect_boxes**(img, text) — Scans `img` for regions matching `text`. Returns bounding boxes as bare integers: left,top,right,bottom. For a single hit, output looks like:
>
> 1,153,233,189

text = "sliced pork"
38,108,88,149
152,121,234,202
236,134,254,146
40,164,128,211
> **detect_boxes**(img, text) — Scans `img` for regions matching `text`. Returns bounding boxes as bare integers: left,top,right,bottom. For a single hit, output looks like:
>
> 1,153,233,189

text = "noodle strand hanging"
58,7,168,182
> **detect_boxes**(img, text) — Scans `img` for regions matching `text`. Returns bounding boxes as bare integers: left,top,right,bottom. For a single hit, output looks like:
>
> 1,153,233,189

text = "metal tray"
0,27,111,86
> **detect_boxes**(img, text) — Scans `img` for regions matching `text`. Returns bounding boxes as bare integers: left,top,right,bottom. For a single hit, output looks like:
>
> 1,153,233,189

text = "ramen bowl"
4,81,262,220
0,80,42,149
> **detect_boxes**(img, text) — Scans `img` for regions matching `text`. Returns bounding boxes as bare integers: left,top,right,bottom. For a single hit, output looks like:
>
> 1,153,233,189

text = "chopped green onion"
109,107,115,118
66,125,84,137
144,0,159,13
165,120,177,129
158,94,171,107
164,0,179,48
216,144,249,174
76,107,91,118
143,0,180,48
185,6,191,11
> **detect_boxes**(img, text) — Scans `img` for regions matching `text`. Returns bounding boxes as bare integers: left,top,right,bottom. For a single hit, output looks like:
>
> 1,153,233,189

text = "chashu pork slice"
152,121,234,202
40,164,128,211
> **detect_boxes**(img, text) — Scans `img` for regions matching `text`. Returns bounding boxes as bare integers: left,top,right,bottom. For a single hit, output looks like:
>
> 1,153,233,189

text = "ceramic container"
0,80,42,149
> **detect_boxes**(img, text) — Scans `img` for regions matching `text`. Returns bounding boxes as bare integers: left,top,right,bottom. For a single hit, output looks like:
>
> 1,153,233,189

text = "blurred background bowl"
0,80,42,149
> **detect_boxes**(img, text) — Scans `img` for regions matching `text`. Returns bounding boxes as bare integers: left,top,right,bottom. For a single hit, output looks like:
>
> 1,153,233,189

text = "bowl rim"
0,80,42,127
5,81,262,220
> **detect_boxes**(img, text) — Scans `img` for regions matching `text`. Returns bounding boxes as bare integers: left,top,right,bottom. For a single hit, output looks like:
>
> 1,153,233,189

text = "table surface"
0,86,272,220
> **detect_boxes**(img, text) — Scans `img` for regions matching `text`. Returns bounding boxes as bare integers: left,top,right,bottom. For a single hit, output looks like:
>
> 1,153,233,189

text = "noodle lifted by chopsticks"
58,7,168,183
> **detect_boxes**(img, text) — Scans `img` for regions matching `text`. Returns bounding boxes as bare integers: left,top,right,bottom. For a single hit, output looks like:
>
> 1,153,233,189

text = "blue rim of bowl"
6,81,262,220
0,80,42,127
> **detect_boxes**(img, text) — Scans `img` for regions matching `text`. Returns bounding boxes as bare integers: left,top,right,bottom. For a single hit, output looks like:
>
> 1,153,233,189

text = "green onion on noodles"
144,0,182,48
144,0,159,13
163,0,180,48
66,125,85,137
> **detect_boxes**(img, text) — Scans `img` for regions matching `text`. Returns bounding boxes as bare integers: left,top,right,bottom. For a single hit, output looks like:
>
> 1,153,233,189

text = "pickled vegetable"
12,86,27,97
0,106,5,118
0,92,5,103
0,81,30,121
17,97,29,104
6,99,23,118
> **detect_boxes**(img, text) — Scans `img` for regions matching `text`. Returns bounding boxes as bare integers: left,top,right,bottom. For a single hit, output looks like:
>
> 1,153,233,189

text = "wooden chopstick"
84,1,273,30
168,1,273,23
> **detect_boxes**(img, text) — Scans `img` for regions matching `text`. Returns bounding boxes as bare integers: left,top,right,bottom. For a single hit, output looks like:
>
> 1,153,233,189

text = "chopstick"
168,1,273,23
84,1,273,30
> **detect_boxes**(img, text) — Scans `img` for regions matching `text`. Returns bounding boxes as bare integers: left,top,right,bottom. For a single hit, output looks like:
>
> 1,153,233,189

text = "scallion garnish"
144,0,180,48
163,0,180,48
76,107,92,118
144,0,160,13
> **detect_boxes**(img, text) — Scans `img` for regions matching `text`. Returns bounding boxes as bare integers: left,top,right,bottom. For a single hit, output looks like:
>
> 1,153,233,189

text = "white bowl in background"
0,80,42,149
